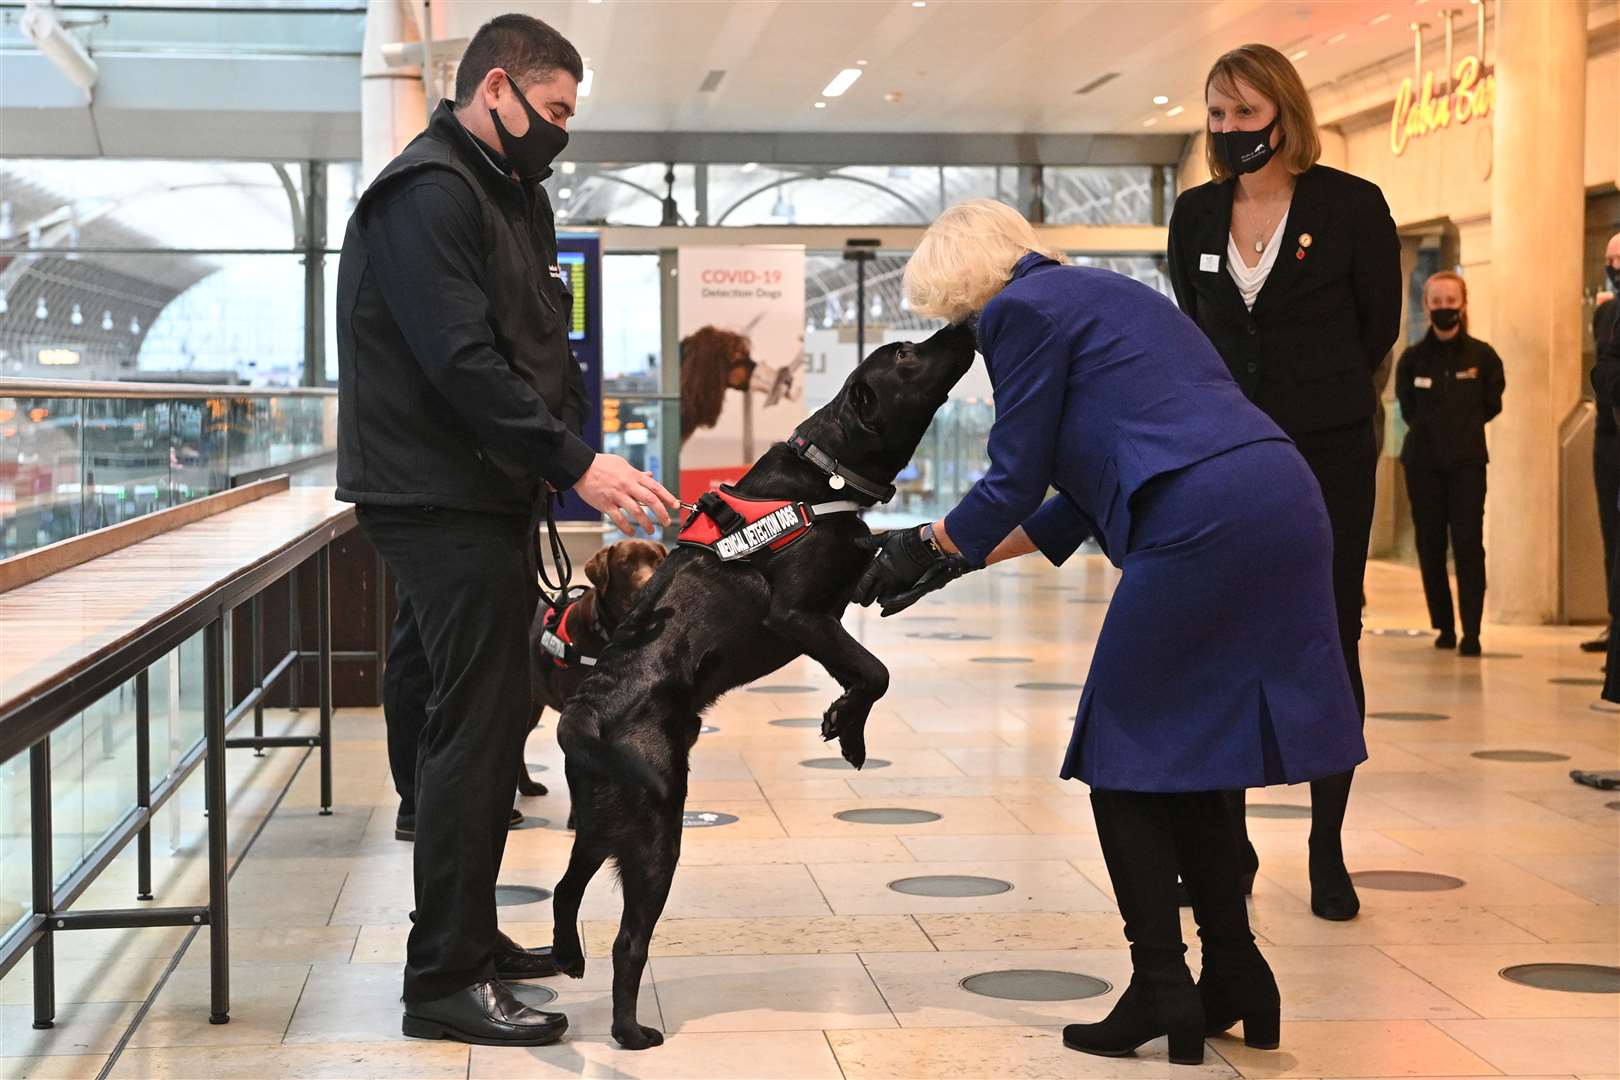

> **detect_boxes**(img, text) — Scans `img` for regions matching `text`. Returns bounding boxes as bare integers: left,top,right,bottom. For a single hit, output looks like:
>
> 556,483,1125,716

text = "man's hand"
852,524,974,617
572,454,680,536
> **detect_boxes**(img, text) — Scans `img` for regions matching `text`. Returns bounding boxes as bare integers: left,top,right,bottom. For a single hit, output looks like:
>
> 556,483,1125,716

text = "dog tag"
1199,253,1220,273
828,474,845,490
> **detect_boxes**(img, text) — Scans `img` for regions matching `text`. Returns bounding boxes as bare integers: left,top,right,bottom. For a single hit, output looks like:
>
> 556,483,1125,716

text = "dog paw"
822,693,870,768
551,944,586,979
612,1022,665,1050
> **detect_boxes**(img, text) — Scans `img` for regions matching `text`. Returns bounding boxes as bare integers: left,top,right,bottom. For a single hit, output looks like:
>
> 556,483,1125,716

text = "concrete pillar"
361,0,428,187
1485,0,1587,623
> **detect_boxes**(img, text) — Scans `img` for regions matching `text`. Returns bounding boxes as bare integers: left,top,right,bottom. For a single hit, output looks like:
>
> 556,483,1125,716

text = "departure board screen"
557,250,587,341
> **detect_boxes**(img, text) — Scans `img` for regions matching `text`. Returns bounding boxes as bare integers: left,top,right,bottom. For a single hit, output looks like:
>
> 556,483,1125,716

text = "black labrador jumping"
550,323,976,1049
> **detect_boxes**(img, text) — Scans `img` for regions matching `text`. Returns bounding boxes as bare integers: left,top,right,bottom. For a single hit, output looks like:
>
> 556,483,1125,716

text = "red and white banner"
677,246,806,503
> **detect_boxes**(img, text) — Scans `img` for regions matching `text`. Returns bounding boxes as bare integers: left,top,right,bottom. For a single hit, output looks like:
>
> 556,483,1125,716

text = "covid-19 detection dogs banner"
676,246,806,503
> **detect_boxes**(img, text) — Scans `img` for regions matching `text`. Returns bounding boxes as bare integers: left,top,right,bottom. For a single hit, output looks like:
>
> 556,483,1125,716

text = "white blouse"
1226,209,1291,311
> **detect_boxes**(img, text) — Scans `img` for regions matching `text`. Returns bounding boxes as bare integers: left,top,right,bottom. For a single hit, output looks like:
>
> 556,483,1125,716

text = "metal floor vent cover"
888,874,1013,898
1470,749,1570,763
835,808,942,825
683,811,738,828
494,884,552,906
960,969,1112,1002
1498,963,1620,994
1350,870,1465,892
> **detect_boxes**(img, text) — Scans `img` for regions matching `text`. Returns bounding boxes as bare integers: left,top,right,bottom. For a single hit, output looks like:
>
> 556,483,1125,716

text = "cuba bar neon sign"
1390,54,1495,155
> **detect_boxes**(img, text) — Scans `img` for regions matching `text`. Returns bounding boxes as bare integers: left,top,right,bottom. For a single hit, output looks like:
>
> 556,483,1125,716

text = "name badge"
1455,368,1479,380
1199,253,1220,273
1414,376,1434,389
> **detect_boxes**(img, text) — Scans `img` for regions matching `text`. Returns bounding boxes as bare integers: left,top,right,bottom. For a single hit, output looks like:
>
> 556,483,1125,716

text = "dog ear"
847,378,882,435
583,547,612,595
650,541,669,560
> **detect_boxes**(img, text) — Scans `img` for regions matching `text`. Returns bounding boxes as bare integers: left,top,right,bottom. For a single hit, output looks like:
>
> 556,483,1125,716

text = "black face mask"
1211,116,1283,176
1430,307,1463,332
490,72,569,180
1607,265,1619,291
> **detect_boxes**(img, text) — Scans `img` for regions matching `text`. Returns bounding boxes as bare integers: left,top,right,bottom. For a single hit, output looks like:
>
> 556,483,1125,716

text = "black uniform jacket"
1168,164,1403,437
335,101,593,516
1394,330,1505,471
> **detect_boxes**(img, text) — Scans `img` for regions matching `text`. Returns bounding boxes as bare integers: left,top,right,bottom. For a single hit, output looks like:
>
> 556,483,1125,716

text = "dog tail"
557,712,670,800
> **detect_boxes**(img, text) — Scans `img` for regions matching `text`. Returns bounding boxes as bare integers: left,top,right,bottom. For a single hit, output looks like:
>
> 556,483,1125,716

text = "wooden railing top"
0,378,337,400
0,486,355,722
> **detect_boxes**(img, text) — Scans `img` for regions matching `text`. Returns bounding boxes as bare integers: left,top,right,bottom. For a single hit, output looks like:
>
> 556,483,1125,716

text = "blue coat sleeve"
943,297,1069,565
1021,491,1092,566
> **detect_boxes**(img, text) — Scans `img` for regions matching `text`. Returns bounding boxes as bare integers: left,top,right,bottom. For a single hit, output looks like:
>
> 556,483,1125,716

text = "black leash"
536,494,574,610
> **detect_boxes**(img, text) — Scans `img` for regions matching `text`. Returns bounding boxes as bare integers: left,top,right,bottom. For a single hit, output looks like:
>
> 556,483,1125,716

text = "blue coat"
944,255,1366,792
944,255,1283,567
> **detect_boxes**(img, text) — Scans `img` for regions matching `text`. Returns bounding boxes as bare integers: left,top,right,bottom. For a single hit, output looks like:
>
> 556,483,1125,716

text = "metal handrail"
0,378,337,400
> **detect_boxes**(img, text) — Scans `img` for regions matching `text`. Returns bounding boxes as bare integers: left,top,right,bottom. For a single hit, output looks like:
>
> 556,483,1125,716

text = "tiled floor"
3,557,1617,1079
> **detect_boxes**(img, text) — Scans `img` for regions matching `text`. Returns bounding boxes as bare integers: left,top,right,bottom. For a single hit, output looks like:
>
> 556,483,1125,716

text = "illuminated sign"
557,250,588,342
1391,54,1495,156
38,348,81,366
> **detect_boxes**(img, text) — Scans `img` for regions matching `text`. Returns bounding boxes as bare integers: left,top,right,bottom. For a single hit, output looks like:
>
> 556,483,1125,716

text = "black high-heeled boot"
1309,769,1360,921
1077,790,1208,1066
1176,790,1282,1050
1197,956,1281,1048
1063,975,1206,1065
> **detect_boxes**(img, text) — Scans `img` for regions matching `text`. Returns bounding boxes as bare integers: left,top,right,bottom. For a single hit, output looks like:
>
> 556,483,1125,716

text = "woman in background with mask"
1395,272,1505,656
1167,44,1401,922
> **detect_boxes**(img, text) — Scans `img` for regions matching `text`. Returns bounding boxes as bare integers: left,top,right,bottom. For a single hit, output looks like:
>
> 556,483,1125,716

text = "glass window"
546,164,697,227
1042,165,1159,225
1067,254,1173,298
1,159,301,251
710,165,942,227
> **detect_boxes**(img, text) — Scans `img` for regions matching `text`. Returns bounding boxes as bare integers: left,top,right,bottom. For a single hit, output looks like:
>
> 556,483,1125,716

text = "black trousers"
1404,464,1487,638
356,506,539,1004
1597,430,1619,615
383,581,431,814
1292,420,1377,717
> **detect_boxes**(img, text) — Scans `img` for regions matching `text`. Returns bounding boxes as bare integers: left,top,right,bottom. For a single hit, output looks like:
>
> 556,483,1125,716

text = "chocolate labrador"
519,539,668,800
549,323,976,1049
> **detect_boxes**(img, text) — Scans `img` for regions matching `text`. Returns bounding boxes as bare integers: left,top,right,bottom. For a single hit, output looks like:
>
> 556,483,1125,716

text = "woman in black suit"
1167,43,1402,922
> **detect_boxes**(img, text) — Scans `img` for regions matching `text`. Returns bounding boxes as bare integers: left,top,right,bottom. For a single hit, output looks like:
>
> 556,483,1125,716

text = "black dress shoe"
1435,630,1457,650
1457,635,1482,657
396,808,524,843
494,931,562,980
402,978,567,1046
1581,632,1609,653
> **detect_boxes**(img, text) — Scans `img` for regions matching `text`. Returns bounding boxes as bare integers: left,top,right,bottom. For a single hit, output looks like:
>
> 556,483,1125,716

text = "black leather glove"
852,524,975,617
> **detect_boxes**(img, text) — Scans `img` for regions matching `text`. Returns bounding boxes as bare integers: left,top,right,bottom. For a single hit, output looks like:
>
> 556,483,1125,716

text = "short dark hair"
454,14,582,106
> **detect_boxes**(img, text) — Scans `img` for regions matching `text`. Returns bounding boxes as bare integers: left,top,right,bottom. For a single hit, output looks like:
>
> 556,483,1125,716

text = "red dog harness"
677,486,862,562
538,590,598,668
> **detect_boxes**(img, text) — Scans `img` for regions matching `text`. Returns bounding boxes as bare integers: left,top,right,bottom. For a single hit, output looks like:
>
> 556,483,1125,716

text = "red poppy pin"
1295,248,1305,260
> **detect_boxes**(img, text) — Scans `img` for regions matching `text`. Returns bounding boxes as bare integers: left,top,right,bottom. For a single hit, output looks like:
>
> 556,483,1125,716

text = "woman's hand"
853,523,974,616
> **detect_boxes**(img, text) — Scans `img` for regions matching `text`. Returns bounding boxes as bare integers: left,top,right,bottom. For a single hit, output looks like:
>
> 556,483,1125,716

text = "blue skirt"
1060,439,1366,792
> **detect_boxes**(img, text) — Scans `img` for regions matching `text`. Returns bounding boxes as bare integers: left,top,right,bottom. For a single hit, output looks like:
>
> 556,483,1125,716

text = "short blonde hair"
1204,44,1322,181
903,199,1065,323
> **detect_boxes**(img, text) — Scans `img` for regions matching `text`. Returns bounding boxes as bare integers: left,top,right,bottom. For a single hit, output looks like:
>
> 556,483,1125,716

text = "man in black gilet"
335,14,677,1045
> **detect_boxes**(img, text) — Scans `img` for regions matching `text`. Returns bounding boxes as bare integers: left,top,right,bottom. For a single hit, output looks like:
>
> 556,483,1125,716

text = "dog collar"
678,486,862,562
787,433,896,504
